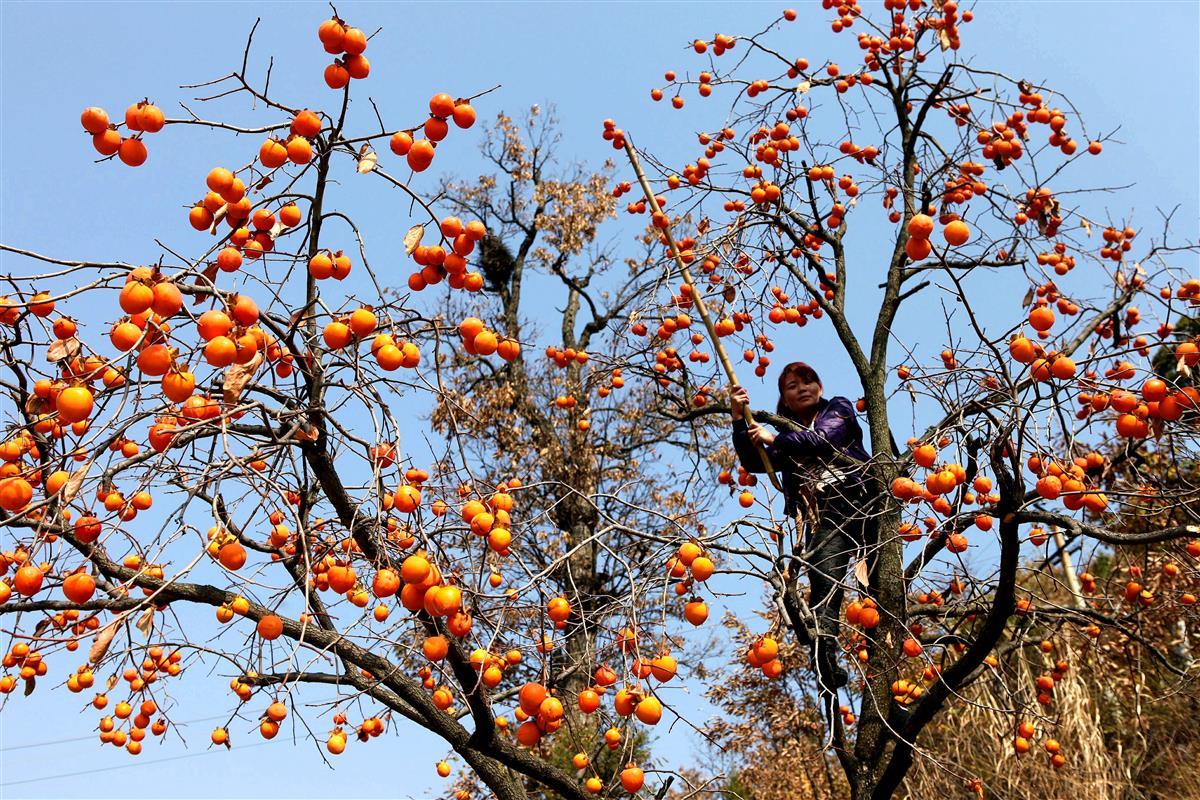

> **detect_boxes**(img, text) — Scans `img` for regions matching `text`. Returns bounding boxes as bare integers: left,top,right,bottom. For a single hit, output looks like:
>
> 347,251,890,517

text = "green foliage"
1152,314,1198,383
1089,552,1113,580
722,770,755,800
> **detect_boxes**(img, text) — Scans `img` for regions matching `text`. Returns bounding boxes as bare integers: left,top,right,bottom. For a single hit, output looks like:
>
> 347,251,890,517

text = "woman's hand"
729,385,750,420
746,423,775,446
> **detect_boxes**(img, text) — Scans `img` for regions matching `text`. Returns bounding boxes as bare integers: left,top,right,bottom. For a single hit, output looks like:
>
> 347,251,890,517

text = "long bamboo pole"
622,137,783,492
1053,527,1087,610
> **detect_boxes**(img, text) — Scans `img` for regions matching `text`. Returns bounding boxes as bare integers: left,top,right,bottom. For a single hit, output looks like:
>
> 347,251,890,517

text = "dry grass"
902,625,1200,800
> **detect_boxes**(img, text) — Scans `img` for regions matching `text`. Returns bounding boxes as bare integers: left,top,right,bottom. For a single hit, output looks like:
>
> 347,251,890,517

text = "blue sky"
1,2,1197,798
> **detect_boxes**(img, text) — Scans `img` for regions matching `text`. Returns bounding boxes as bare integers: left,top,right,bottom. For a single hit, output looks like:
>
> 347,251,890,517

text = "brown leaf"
105,673,119,692
135,607,155,638
853,559,869,587
46,337,82,363
937,28,951,51
223,352,264,405
24,677,36,696
90,620,120,664
356,145,378,174
209,204,228,235
1021,287,1035,308
193,263,220,306
1079,216,1092,236
293,425,320,443
255,174,273,192
403,224,424,256
61,458,94,505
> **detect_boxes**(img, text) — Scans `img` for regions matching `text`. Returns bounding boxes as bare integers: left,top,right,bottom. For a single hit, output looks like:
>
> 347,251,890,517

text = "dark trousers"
805,482,875,687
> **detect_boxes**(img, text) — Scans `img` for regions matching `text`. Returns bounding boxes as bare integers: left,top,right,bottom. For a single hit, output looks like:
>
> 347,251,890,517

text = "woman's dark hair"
776,361,822,419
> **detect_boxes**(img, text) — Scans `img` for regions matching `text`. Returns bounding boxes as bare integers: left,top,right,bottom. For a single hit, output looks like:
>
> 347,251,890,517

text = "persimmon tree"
0,14,681,800
592,2,1200,799
427,106,703,794
684,416,1200,800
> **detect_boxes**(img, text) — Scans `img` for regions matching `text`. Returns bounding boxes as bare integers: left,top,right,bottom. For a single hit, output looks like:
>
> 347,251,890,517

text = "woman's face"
781,375,822,418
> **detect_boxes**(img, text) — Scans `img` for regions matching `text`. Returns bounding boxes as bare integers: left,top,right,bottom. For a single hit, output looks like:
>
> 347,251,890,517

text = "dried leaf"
61,458,94,504
796,81,811,95
403,224,424,256
46,337,81,363
24,677,36,696
1021,287,1035,308
268,220,285,242
223,352,264,405
293,425,320,443
853,559,869,587
357,144,378,174
1079,216,1092,236
289,308,315,328
135,607,155,638
937,28,952,51
1178,357,1193,379
90,620,120,664
105,673,119,691
193,263,220,305
209,204,228,235
255,174,273,191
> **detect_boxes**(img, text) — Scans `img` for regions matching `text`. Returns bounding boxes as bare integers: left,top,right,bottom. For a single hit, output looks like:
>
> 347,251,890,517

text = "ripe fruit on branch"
56,385,94,423
907,214,934,239
256,615,283,640
943,219,970,245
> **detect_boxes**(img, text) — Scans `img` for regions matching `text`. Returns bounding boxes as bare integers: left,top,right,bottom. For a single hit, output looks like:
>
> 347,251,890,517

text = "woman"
729,361,874,691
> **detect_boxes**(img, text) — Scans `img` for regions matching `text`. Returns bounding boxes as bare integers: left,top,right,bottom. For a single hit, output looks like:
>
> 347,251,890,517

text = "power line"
0,714,229,753
0,740,275,788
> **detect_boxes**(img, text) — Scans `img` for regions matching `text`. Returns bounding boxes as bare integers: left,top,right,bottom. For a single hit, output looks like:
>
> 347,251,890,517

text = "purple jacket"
732,396,871,515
